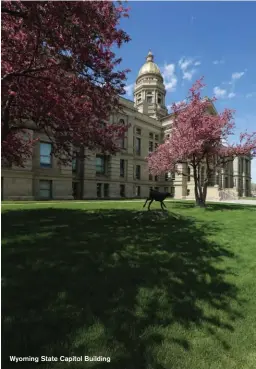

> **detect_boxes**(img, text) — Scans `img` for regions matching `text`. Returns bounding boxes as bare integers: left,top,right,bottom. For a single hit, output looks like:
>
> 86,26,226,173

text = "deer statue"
143,189,173,211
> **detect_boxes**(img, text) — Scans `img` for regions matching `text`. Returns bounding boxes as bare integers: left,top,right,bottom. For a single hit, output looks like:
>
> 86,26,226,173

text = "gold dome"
137,51,162,78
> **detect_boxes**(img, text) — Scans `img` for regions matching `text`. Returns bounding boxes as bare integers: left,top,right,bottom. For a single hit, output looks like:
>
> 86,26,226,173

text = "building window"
164,187,169,192
119,119,125,149
97,183,102,198
155,175,158,182
120,159,125,177
187,189,190,196
225,177,229,188
136,127,141,135
72,153,79,173
136,165,141,180
149,186,153,191
241,158,244,173
216,174,219,185
104,183,109,197
135,137,141,155
165,173,169,181
154,187,159,191
155,143,158,150
39,180,52,199
147,96,153,103
149,132,153,139
245,159,249,174
149,141,153,153
135,186,141,197
72,158,77,173
40,142,52,168
171,187,175,196
155,134,159,141
120,184,125,197
158,97,162,104
172,171,175,180
149,173,153,181
187,167,191,182
96,156,105,174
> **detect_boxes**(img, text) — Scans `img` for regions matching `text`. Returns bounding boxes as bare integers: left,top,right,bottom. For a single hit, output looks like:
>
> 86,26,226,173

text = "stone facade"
1,52,252,200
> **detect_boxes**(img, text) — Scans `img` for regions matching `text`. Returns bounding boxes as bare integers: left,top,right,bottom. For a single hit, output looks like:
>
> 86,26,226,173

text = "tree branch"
1,7,27,18
1,66,48,82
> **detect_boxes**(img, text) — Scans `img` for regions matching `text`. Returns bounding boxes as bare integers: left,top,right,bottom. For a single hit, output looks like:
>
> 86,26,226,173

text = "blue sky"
115,1,256,181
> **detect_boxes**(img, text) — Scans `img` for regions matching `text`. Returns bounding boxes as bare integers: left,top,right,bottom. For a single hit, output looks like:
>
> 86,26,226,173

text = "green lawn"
2,201,256,369
240,197,256,200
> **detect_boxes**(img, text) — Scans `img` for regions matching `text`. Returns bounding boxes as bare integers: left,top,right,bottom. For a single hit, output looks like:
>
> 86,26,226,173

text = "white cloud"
213,87,236,99
190,15,196,24
162,63,178,92
213,59,225,65
124,83,134,97
178,58,193,71
246,93,253,98
231,72,245,80
228,92,236,99
216,70,245,99
245,92,256,99
178,57,200,81
183,69,196,81
175,99,186,106
213,86,227,98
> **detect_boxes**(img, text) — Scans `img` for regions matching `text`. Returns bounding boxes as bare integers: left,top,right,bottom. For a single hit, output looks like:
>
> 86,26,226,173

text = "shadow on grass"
2,209,242,369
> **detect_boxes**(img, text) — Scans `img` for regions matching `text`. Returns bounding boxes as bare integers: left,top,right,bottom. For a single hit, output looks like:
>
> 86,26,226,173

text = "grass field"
2,200,256,369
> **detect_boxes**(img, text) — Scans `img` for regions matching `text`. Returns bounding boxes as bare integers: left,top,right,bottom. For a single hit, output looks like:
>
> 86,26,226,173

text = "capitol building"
1,52,252,200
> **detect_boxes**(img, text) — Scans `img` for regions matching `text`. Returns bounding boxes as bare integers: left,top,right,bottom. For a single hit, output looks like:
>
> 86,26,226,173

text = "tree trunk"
193,165,201,206
193,165,207,207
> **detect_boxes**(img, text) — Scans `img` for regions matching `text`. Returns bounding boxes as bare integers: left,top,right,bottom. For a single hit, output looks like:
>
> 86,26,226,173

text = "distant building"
1,51,252,200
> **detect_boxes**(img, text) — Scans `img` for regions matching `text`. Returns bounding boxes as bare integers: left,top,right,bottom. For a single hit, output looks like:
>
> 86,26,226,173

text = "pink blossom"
1,1,131,166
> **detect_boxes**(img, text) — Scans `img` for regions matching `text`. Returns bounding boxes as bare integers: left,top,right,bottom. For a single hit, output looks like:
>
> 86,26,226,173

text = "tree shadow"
2,208,242,368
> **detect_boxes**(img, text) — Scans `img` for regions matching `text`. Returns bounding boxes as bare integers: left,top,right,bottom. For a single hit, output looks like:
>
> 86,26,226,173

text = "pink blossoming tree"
147,78,256,207
1,1,130,166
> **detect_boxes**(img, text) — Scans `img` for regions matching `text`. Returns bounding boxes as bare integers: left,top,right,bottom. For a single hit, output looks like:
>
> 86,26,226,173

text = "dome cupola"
134,51,167,119
137,51,162,80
